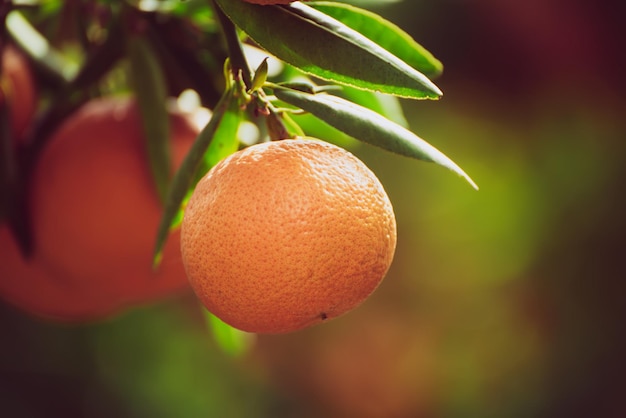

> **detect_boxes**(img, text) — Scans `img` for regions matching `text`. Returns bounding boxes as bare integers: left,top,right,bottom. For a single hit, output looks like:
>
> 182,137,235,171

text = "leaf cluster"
153,0,477,268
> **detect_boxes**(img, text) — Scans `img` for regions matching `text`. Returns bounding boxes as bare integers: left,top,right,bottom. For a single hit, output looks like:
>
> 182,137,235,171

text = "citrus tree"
1,0,476,344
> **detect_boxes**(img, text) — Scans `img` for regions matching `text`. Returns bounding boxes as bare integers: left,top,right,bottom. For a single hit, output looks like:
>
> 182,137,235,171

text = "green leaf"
213,0,441,99
153,88,238,268
308,1,443,78
203,308,255,357
277,66,407,125
274,88,478,190
338,86,408,127
6,10,77,85
129,37,171,204
280,111,306,137
248,57,269,94
195,99,241,183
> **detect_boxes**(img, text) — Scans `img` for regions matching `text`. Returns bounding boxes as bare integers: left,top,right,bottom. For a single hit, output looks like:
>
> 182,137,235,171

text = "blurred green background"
2,1,625,417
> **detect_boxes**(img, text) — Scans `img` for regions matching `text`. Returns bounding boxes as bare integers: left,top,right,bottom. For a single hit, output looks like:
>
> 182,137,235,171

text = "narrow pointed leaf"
203,309,255,357
129,37,171,204
194,99,242,183
280,111,306,137
338,86,408,127
214,0,441,99
249,57,269,94
6,11,76,85
274,88,478,190
153,89,239,267
308,2,443,78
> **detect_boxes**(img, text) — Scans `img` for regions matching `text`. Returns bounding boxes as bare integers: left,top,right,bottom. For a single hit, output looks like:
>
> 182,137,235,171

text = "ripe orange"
0,45,36,139
180,138,397,334
20,96,200,320
0,226,123,321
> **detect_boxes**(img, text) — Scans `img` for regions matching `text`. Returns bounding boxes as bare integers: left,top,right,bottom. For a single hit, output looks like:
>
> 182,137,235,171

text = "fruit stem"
210,0,292,141
211,0,252,90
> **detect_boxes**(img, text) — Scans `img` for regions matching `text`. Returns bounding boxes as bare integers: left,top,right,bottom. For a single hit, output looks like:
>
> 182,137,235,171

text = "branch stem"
211,0,252,89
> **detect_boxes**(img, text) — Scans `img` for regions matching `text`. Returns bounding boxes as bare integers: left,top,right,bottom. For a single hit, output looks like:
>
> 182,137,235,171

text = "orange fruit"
180,138,397,334
0,226,123,321
0,45,36,139
21,96,200,320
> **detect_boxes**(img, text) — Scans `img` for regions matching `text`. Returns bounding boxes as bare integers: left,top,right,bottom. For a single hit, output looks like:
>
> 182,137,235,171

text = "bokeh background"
2,0,625,417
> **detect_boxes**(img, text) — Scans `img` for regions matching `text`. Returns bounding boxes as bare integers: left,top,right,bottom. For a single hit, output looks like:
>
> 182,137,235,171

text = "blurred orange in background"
1,96,198,322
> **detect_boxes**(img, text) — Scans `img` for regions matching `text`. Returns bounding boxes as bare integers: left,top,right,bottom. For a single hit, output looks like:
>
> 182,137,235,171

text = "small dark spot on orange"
320,312,328,320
